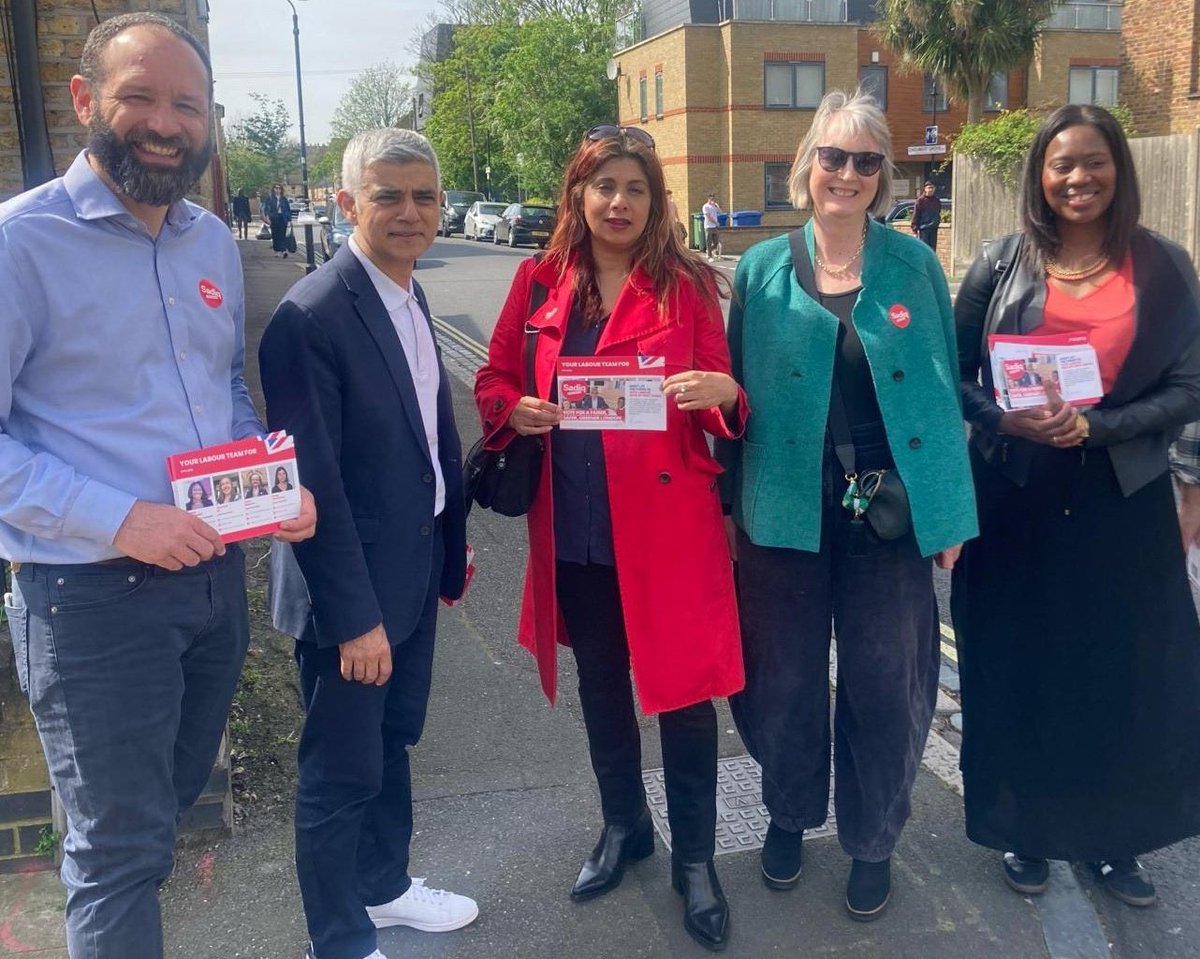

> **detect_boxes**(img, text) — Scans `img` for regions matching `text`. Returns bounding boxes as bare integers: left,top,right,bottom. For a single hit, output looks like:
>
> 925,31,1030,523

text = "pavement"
1,236,1197,959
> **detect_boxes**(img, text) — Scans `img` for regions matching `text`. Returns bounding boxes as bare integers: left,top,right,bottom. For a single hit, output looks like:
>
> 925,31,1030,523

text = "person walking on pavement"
717,89,976,922
232,186,252,239
702,192,722,260
0,14,316,959
475,125,749,952
952,103,1200,907
667,188,687,243
911,181,941,251
260,128,478,959
263,182,292,257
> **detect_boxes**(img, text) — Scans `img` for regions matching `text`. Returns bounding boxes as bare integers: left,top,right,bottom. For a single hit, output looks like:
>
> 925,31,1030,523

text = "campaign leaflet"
987,332,1104,411
166,431,301,543
557,355,667,431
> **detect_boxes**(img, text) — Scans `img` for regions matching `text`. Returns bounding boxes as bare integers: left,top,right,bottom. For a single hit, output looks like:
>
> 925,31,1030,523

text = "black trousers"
556,561,718,863
270,214,289,252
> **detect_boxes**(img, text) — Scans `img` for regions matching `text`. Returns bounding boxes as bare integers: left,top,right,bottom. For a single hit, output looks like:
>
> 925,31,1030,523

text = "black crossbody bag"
463,275,548,517
787,230,911,542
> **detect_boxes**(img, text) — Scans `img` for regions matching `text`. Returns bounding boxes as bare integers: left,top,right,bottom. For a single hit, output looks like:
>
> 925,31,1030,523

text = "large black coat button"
893,370,905,382
658,472,671,484
909,437,922,450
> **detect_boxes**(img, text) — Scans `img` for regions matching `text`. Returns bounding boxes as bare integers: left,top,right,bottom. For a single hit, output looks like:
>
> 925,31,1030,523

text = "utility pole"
463,64,479,193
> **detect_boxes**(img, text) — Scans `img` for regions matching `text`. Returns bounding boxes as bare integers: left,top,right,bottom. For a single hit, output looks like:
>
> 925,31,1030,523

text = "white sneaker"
365,878,479,932
306,945,388,959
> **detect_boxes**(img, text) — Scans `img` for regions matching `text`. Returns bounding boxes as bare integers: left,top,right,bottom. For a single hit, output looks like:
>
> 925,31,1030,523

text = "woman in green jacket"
717,89,977,920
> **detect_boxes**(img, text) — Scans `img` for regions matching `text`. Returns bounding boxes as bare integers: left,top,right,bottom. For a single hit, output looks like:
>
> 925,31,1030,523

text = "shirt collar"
63,150,197,232
349,235,415,313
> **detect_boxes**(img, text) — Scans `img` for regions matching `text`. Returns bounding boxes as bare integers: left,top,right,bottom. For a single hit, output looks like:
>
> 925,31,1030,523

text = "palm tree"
876,0,1061,124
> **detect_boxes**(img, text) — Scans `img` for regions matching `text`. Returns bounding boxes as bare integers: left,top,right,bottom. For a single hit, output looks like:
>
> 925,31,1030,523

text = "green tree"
331,62,416,140
310,137,349,191
225,143,274,197
875,0,1059,124
227,92,299,183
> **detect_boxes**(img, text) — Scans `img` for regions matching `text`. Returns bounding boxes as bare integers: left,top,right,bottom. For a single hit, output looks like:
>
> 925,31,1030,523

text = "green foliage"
227,93,300,186
875,0,1058,123
310,138,349,191
34,827,62,856
331,62,415,140
953,105,1138,183
225,143,275,197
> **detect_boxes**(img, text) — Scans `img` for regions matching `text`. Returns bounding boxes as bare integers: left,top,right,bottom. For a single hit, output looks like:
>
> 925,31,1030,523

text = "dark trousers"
294,533,444,959
917,225,939,251
10,550,249,959
730,445,940,862
270,214,289,252
555,561,718,863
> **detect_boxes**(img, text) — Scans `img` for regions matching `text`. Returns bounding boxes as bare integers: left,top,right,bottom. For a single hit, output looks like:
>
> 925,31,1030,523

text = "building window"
765,61,825,109
655,71,664,119
1068,66,1119,106
985,73,1008,112
764,162,792,209
639,77,648,122
859,65,887,110
922,73,948,112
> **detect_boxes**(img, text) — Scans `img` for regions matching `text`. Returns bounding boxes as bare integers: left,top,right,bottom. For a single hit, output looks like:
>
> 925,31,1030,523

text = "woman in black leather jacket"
952,104,1200,908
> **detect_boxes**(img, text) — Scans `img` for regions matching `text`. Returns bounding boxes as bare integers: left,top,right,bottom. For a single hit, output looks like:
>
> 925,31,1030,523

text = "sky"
207,0,438,144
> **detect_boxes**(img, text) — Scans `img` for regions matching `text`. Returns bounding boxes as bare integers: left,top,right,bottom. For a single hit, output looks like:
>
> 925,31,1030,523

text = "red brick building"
1121,0,1200,135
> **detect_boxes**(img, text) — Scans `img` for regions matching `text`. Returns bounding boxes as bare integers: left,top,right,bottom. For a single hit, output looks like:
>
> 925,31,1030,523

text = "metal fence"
951,129,1200,275
1043,1,1122,31
729,0,847,22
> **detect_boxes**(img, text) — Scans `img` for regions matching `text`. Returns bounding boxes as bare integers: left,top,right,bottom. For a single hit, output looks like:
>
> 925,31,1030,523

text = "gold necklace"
814,223,867,280
1045,254,1109,282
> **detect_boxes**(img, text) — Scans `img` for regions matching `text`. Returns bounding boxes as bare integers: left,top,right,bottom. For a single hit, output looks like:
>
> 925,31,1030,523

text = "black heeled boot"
570,809,655,901
671,858,730,951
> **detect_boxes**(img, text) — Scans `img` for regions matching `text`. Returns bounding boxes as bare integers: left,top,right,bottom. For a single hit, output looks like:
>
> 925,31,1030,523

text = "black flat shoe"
761,822,803,890
671,858,730,951
846,858,891,921
570,810,655,901
1003,853,1049,895
1091,858,1157,907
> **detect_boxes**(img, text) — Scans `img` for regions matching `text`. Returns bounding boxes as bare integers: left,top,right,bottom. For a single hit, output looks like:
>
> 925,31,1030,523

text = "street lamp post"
284,0,316,274
484,164,491,201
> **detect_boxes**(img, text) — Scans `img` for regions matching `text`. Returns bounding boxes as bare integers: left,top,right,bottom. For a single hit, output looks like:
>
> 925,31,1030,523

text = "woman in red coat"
474,126,748,951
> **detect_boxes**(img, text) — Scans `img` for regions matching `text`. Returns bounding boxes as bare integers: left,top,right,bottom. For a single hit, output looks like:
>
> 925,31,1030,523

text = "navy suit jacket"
259,244,468,648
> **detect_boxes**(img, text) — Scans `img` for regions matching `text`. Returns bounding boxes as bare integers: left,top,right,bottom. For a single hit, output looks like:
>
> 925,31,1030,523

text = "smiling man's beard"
88,112,213,208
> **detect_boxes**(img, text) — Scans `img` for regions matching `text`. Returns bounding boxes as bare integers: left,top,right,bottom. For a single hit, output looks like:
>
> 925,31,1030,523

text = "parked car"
318,203,352,262
464,201,509,241
878,197,952,224
440,190,486,236
493,203,556,248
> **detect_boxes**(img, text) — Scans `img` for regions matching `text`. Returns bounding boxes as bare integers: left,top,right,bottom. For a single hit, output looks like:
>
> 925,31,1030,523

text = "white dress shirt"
349,236,445,516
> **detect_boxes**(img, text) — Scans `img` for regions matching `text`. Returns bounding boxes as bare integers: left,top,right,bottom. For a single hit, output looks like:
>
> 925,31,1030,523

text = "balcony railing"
615,9,643,49
729,0,848,23
1043,1,1121,31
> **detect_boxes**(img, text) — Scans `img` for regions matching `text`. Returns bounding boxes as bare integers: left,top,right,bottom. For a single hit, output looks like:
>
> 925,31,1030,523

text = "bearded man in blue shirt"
0,14,315,959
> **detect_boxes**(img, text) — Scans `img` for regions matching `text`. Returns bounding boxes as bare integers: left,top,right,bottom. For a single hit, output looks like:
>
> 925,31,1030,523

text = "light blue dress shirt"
0,152,264,563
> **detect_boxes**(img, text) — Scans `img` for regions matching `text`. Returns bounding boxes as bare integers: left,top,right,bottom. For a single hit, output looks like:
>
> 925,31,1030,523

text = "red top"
1038,256,1136,394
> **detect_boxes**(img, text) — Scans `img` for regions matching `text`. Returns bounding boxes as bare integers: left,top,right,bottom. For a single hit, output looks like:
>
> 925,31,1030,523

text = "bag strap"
787,229,856,475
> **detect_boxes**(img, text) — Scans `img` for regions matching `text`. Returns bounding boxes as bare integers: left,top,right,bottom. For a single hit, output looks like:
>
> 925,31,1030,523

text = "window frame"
858,64,888,111
639,76,648,122
985,72,1008,112
763,60,825,110
654,71,664,120
764,161,793,210
1068,65,1119,106
922,72,948,113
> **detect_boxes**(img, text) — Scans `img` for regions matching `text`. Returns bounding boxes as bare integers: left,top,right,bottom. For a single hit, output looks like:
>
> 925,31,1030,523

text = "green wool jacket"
716,218,978,557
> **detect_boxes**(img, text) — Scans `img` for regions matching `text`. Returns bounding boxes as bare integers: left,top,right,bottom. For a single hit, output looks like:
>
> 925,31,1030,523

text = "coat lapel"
596,268,670,352
334,246,432,464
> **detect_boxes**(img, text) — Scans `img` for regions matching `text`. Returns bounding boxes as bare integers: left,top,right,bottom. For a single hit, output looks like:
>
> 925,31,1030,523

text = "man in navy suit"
259,129,476,959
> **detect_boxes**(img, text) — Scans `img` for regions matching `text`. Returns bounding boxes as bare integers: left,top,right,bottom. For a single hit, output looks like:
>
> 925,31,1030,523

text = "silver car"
463,201,508,241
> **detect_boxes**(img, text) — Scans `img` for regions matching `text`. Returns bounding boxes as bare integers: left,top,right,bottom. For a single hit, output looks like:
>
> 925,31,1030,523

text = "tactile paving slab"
642,753,837,855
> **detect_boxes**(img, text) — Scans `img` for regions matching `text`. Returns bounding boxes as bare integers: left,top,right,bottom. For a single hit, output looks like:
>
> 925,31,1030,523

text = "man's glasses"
815,146,885,177
586,125,656,151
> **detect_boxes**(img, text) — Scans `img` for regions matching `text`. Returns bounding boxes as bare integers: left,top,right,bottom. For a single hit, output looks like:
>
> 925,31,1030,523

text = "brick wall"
1029,30,1122,111
1121,0,1200,135
0,0,218,207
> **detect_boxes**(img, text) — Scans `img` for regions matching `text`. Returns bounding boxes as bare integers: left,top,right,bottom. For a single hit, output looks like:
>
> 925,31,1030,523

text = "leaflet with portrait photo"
166,431,301,543
987,332,1104,411
557,355,667,431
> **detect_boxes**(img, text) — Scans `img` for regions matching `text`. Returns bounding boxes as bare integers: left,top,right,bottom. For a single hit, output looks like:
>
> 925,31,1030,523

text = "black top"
822,287,883,430
551,305,615,566
913,194,941,231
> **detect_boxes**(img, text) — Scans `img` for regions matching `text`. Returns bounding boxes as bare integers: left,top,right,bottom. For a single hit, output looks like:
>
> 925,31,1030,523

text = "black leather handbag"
463,277,548,517
285,223,298,254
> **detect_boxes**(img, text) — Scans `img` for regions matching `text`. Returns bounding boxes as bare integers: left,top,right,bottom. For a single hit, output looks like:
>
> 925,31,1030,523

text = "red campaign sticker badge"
888,304,911,329
560,380,588,403
198,279,224,308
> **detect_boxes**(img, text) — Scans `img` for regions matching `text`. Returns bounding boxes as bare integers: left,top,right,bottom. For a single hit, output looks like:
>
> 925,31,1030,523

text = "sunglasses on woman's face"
586,125,656,151
815,146,885,177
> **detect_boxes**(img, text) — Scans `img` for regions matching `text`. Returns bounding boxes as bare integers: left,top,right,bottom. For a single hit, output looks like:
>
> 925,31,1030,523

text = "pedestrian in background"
0,15,315,959
717,89,976,922
232,186,252,239
667,188,687,243
475,124,748,952
702,192,722,260
952,103,1200,906
263,182,292,257
911,180,941,251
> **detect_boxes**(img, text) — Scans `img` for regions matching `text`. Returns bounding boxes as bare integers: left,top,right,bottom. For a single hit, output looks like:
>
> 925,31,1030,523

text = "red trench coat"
474,255,749,714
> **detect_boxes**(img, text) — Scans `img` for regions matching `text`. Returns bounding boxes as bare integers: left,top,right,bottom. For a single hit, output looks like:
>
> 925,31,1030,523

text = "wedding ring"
679,385,687,394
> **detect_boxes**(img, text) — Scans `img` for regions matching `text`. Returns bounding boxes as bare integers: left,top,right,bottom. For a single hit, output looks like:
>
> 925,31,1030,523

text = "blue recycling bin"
731,210,762,227
716,212,729,227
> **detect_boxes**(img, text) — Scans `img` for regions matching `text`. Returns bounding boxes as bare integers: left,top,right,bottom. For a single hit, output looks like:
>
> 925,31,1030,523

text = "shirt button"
179,351,187,361
419,524,432,536
168,297,176,305
658,472,671,484
56,577,65,586
194,404,203,414
893,370,905,382
909,437,922,450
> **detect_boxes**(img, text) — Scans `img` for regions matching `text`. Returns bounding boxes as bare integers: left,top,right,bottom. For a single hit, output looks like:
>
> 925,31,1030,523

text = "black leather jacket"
956,228,1200,496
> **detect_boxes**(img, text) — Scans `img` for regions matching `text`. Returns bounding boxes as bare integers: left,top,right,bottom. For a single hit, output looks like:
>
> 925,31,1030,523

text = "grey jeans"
9,549,249,959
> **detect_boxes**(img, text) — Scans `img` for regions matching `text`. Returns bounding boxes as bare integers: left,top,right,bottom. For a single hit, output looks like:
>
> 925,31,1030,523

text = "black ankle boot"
846,857,891,921
671,858,730,951
570,810,655,901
